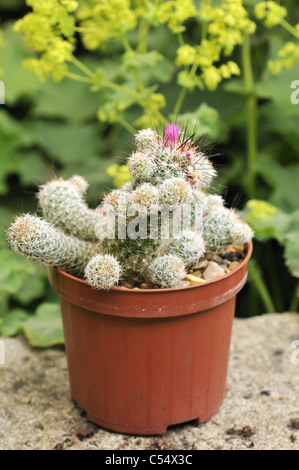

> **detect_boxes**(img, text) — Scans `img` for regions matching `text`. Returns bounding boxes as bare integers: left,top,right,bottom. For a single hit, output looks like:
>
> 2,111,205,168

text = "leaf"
1,22,41,104
34,78,100,122
0,249,47,303
284,231,299,278
256,161,299,213
177,103,222,140
32,121,103,164
15,269,47,304
0,110,22,194
0,205,13,247
260,103,299,154
1,309,28,337
21,303,64,348
17,151,50,187
256,62,299,117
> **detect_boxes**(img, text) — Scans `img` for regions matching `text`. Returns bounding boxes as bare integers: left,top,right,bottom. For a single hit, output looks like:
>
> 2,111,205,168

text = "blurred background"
0,0,299,347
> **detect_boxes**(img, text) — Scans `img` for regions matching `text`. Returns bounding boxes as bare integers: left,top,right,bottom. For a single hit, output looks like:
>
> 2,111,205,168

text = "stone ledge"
0,313,299,450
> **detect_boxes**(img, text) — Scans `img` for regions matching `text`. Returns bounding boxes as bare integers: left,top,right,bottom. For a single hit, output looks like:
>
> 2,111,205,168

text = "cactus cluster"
7,123,253,290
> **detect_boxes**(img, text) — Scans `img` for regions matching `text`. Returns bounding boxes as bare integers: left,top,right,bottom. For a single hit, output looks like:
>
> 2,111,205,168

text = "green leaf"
15,269,47,304
1,22,41,104
256,62,299,117
0,249,47,303
32,121,103,164
21,303,64,348
0,206,13,247
17,151,50,187
0,110,22,194
1,309,28,337
34,78,100,122
177,103,222,140
261,103,299,153
284,231,299,278
256,161,299,213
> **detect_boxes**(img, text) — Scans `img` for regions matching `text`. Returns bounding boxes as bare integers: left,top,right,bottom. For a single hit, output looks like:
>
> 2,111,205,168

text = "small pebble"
140,283,153,289
234,245,245,252
228,261,241,271
221,259,231,266
184,274,207,284
192,259,208,270
203,261,225,281
176,280,191,287
212,254,223,263
191,270,202,277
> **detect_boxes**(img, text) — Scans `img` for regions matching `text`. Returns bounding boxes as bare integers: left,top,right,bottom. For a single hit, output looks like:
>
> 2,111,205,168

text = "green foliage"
1,309,28,337
20,303,64,348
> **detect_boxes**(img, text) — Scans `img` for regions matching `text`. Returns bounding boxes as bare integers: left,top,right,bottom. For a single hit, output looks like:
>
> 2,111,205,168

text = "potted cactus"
7,123,253,435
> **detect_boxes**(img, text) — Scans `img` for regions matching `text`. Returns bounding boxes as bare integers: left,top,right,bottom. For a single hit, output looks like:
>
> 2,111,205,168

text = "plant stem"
173,88,187,118
65,72,94,84
248,261,276,313
103,81,140,99
70,55,96,79
173,63,198,118
117,116,137,135
242,35,257,199
281,19,299,38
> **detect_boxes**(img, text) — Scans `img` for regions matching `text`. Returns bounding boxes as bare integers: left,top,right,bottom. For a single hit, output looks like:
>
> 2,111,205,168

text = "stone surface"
0,313,299,450
203,261,225,281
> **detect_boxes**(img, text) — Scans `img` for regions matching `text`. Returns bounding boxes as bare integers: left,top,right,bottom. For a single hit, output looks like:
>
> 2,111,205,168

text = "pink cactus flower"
165,122,181,146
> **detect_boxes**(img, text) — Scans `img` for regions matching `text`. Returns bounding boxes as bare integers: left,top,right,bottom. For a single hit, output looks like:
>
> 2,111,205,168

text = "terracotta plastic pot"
49,241,252,435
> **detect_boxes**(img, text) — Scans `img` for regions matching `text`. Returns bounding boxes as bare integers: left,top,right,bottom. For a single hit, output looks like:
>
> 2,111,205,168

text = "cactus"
148,254,186,288
37,176,101,241
85,254,122,290
7,122,254,290
167,230,205,265
7,214,101,277
203,205,254,252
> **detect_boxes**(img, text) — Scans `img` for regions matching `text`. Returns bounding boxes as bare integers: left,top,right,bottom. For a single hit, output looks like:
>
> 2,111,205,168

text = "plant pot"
49,241,252,436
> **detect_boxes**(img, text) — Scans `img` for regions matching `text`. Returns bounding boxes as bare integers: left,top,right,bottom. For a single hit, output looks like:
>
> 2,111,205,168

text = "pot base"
77,398,223,436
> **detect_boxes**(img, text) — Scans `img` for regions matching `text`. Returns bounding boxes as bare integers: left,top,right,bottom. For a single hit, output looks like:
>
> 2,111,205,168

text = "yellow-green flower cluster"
268,42,299,74
176,0,255,90
107,164,131,188
76,0,136,50
254,1,287,28
14,0,78,81
255,2,299,74
156,0,197,34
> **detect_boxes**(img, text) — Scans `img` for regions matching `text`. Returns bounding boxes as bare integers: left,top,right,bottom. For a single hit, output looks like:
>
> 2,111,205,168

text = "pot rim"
54,241,253,294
